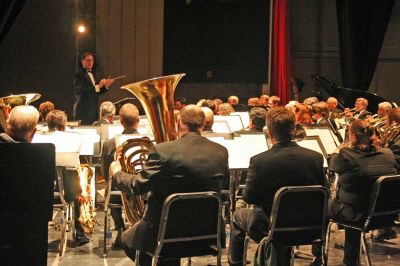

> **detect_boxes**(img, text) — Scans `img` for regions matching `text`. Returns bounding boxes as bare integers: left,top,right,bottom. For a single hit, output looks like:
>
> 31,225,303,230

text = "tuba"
117,73,185,225
380,122,400,148
0,93,41,132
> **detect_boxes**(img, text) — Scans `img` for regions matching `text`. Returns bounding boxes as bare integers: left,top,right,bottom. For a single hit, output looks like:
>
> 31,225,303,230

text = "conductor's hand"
110,161,122,177
104,76,115,88
99,78,107,88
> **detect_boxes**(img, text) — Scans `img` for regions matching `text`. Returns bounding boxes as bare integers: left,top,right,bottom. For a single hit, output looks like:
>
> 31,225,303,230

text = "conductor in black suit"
73,52,114,125
228,107,325,266
110,104,229,265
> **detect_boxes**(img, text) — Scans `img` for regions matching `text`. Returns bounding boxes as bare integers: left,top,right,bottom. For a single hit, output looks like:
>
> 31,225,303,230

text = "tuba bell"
116,73,185,225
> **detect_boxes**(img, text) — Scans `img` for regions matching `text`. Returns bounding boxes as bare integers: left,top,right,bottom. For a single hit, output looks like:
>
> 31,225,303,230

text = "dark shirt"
243,141,325,216
329,147,399,212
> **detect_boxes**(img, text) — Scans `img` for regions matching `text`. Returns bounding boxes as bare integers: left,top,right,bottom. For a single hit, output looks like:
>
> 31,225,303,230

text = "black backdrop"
164,0,269,83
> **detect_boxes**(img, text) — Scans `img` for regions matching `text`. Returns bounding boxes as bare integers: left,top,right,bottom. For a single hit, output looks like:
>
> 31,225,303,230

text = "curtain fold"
271,0,293,105
0,0,26,46
336,0,394,91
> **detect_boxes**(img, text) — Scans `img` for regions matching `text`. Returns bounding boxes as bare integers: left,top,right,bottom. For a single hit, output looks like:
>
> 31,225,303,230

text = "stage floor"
47,190,400,265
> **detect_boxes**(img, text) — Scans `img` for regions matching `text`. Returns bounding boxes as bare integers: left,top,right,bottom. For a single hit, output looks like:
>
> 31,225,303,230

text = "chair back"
155,191,222,258
268,185,328,246
0,143,55,265
364,175,400,231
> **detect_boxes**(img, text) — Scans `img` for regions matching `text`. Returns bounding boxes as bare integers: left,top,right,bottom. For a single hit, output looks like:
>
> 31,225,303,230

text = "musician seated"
38,101,55,123
233,107,266,136
109,105,229,265
268,95,281,108
327,97,341,114
92,101,116,126
346,97,372,120
200,99,217,114
312,101,330,127
46,110,67,132
101,103,140,248
200,107,214,133
0,105,39,143
295,103,314,127
228,95,247,112
377,101,393,118
312,119,399,265
370,107,400,242
228,107,325,266
46,109,92,245
259,94,270,108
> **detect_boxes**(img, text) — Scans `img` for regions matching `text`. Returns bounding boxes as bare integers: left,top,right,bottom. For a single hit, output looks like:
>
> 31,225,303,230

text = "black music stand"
0,143,55,265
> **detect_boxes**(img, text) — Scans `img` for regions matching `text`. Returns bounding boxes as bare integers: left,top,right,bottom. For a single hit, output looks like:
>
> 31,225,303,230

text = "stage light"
78,25,86,33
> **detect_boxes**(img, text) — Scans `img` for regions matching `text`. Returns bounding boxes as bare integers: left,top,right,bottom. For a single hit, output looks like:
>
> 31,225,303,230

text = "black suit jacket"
101,128,139,182
114,132,229,251
329,147,398,213
73,68,108,125
243,141,325,217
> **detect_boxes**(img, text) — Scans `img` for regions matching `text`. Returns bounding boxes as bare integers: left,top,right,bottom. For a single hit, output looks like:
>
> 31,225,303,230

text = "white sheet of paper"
209,137,268,169
297,139,328,167
214,115,244,132
231,112,250,129
212,120,231,133
305,128,338,154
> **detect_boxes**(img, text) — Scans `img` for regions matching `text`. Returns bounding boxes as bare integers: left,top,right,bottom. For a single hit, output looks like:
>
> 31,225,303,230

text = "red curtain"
271,0,293,105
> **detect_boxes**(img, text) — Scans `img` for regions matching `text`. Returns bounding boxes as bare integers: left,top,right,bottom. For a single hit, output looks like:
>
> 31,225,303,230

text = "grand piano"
311,75,397,114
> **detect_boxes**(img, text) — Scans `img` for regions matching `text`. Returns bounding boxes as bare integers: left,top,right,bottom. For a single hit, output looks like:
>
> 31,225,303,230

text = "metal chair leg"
324,221,334,264
58,208,67,258
361,232,371,266
103,207,108,257
243,235,250,266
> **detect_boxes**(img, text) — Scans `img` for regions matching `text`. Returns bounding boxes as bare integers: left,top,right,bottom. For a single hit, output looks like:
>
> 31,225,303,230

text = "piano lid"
311,75,391,114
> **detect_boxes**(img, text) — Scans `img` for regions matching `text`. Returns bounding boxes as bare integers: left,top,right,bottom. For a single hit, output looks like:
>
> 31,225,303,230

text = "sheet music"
32,132,82,168
297,139,328,167
214,115,244,132
209,137,268,170
212,120,231,133
305,128,337,154
231,112,250,129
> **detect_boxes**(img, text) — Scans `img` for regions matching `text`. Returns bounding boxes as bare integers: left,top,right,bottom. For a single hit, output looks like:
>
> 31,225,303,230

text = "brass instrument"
0,93,41,132
368,116,386,138
380,122,400,148
77,164,97,234
116,73,185,225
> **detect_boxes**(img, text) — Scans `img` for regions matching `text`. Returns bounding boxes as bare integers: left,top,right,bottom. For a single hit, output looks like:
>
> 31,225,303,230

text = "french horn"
117,73,185,225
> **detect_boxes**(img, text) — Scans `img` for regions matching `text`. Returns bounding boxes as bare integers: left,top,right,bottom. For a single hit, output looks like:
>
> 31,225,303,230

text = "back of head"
248,97,261,107
201,99,217,112
388,108,400,124
350,119,376,152
266,107,295,142
7,105,39,142
46,110,67,132
217,103,235,116
249,107,267,131
228,96,239,106
180,105,205,132
119,103,139,129
312,101,329,118
38,101,55,121
99,101,116,118
200,107,214,129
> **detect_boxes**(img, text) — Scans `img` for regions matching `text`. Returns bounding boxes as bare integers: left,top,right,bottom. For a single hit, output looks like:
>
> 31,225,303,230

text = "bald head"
201,107,214,130
119,103,139,129
7,105,39,142
180,105,205,133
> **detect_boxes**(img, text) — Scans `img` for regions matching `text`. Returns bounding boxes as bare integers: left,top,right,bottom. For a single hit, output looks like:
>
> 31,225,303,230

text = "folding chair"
244,185,328,266
136,191,223,266
325,175,400,266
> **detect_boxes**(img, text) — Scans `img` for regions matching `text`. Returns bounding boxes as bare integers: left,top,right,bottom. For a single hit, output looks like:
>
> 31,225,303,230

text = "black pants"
228,207,291,266
121,221,180,266
312,199,364,266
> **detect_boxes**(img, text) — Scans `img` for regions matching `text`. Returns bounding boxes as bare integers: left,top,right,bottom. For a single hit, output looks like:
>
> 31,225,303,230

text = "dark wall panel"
0,0,76,116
